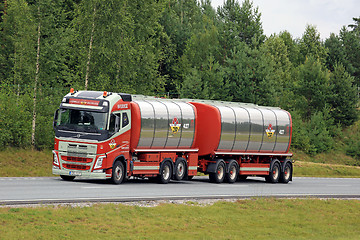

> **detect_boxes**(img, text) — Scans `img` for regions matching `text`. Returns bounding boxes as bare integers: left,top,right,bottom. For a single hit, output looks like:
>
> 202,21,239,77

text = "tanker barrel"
131,98,196,150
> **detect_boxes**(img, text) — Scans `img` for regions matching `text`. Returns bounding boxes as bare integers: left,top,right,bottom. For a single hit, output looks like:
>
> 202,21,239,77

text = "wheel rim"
163,165,170,180
273,164,279,180
115,165,123,181
177,162,185,177
217,165,224,180
229,165,237,180
284,165,291,180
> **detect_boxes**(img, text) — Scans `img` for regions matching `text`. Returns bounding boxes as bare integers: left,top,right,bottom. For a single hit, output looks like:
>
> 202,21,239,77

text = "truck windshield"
56,109,107,133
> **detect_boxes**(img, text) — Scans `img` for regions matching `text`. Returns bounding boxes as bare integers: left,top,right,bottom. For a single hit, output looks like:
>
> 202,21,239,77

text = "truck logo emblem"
170,117,181,134
265,124,275,138
109,139,116,149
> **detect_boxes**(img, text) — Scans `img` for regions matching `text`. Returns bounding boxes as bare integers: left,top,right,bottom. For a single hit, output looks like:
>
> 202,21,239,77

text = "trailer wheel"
158,161,172,184
111,161,125,184
209,161,225,183
174,159,187,181
266,161,280,183
60,175,75,181
225,161,239,183
280,162,292,184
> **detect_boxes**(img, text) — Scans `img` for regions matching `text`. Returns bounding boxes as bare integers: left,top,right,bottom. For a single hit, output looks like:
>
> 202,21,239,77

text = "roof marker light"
70,88,75,95
103,91,108,98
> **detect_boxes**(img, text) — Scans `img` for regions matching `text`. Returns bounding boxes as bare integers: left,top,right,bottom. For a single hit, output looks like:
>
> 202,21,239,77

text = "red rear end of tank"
190,102,221,156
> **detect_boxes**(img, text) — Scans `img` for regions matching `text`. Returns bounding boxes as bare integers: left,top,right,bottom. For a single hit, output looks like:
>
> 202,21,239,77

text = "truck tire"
225,160,239,183
60,175,75,181
111,161,125,184
158,161,172,184
209,160,225,183
174,158,187,181
280,161,292,184
265,161,280,183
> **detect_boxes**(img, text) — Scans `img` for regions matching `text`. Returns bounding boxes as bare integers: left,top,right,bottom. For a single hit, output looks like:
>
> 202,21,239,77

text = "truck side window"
122,112,129,128
109,113,120,133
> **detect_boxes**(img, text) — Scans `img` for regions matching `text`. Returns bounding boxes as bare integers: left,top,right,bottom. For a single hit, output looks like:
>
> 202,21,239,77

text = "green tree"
325,33,346,72
217,0,264,60
296,56,331,119
299,25,328,63
1,0,36,87
0,85,32,149
279,31,301,65
179,58,226,100
262,35,294,108
340,20,360,85
223,42,275,104
328,63,358,126
159,0,203,95
307,110,334,154
177,8,225,100
71,0,167,95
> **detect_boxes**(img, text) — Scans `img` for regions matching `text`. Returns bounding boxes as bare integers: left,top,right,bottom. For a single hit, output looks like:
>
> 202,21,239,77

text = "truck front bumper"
53,167,108,179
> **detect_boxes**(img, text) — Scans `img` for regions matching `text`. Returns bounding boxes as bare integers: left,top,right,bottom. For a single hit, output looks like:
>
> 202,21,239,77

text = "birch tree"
31,6,41,148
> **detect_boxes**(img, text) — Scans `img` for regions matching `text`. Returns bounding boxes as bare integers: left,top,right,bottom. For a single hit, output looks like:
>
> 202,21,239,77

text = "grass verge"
294,161,360,178
0,199,359,239
0,148,52,177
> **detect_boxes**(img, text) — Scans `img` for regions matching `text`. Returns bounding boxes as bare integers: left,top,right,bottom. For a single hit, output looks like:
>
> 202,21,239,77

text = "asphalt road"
1,176,359,205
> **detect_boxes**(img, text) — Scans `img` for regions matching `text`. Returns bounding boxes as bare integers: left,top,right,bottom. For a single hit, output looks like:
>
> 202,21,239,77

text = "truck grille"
61,156,92,163
63,164,90,170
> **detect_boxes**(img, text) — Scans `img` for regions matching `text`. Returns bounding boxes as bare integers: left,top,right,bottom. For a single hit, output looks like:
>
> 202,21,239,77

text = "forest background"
0,0,359,165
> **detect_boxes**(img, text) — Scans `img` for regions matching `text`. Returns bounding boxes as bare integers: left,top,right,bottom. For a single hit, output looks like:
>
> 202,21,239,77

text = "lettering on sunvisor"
69,98,100,106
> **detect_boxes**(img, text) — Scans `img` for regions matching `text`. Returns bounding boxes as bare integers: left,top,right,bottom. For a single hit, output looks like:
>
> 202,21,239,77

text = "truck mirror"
53,109,59,130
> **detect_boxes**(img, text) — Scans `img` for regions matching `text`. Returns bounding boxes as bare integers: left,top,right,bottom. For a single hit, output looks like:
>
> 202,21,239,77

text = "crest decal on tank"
265,124,275,139
170,117,181,134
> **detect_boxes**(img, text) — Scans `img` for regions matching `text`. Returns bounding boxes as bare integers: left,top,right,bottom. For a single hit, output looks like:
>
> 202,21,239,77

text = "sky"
210,0,360,39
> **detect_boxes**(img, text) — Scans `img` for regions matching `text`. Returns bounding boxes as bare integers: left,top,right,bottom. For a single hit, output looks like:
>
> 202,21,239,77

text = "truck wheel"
225,161,239,183
209,161,225,183
280,162,292,184
158,161,172,184
265,161,280,183
111,161,125,184
60,175,75,181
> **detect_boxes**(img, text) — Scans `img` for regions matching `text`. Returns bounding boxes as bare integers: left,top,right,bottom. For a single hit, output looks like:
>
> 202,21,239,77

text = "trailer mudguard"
206,159,225,173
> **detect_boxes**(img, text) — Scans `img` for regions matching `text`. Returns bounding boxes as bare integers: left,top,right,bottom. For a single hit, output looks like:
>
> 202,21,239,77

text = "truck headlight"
52,151,59,165
94,156,105,169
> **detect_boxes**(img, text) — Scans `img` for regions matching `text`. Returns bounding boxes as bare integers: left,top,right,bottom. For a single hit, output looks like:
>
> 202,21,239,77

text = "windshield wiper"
83,125,99,133
57,125,76,131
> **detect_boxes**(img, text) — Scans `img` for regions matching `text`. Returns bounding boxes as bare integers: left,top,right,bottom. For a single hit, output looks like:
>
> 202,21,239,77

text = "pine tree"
328,63,358,126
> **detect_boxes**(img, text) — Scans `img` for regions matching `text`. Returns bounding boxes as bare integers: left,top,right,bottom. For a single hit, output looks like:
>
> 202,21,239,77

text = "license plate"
69,171,82,176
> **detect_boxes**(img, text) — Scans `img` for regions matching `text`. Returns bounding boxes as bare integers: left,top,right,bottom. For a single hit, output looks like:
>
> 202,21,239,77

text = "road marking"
82,186,117,189
327,185,352,187
216,184,249,188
